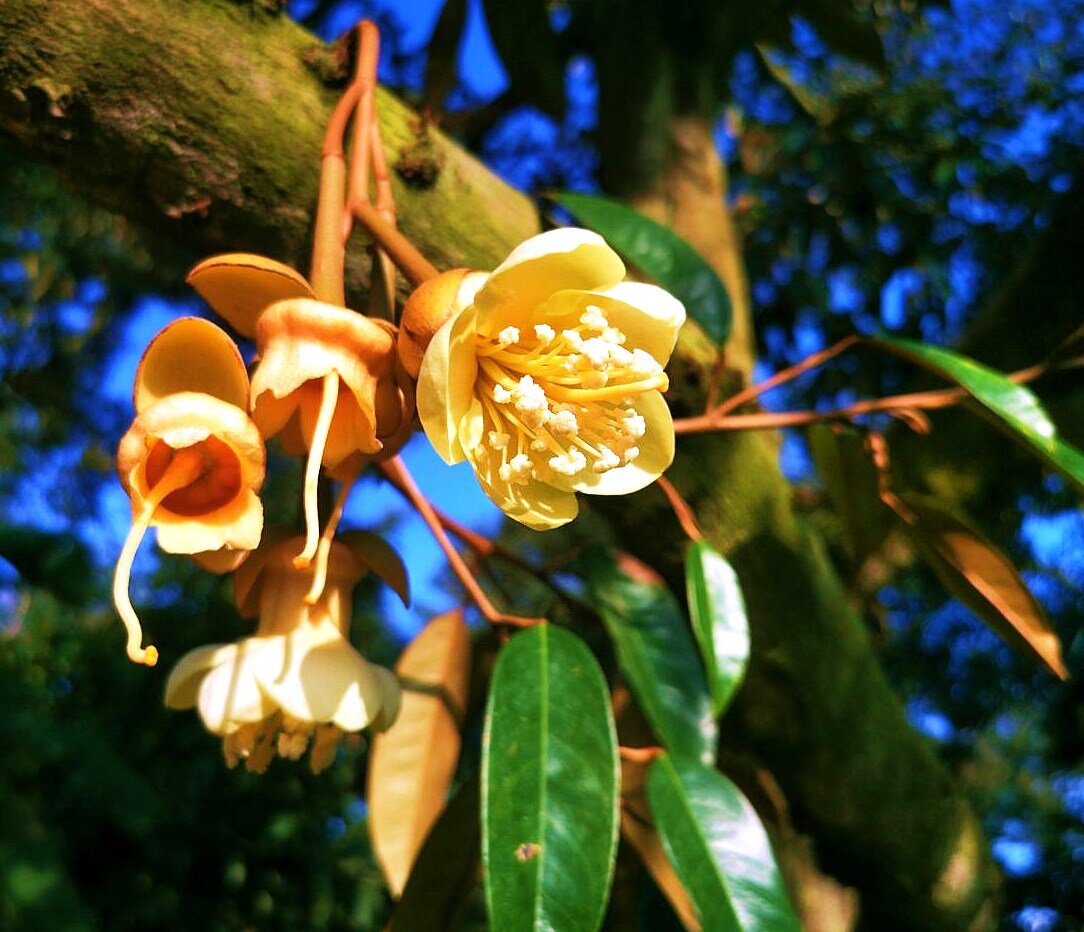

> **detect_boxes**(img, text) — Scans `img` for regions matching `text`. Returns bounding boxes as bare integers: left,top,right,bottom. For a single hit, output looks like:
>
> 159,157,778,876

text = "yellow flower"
415,228,685,529
113,319,266,666
164,530,408,774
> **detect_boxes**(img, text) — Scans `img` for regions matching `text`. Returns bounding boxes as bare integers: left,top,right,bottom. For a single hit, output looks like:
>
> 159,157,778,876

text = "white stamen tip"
497,326,520,347
488,431,510,450
534,324,555,344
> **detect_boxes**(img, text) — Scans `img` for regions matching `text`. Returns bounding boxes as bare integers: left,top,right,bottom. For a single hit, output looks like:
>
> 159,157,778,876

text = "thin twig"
674,355,1083,435
656,475,703,542
379,456,543,628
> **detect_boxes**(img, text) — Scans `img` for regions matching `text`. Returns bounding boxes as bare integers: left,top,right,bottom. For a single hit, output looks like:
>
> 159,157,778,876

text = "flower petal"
134,317,250,413
539,282,686,364
473,455,580,530
255,619,384,730
197,638,276,734
187,253,314,338
417,307,479,464
474,228,626,333
570,390,674,496
367,665,402,733
155,487,263,554
164,642,239,709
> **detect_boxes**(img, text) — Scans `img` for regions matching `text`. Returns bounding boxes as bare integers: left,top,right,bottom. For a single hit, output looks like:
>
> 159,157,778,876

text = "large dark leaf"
808,423,894,564
647,754,800,932
0,525,95,605
553,191,732,344
684,543,750,717
483,625,619,932
874,337,1084,494
886,493,1067,680
583,547,717,765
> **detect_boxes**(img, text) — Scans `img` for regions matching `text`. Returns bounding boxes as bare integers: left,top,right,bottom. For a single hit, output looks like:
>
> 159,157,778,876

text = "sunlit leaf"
483,625,619,932
584,548,717,765
391,776,480,931
685,543,750,717
874,337,1084,494
886,493,1067,680
647,754,800,932
553,191,732,344
620,757,701,931
369,610,471,895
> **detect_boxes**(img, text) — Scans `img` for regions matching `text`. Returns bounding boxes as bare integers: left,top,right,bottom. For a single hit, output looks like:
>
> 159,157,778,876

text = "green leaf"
583,547,717,765
684,543,750,717
873,337,1084,494
808,423,894,563
552,191,732,344
482,625,619,932
886,493,1067,680
647,754,800,932
0,525,95,605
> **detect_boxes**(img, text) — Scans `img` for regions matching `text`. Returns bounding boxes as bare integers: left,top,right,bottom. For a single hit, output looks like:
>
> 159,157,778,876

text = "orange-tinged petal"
251,299,396,458
134,317,249,414
187,253,315,338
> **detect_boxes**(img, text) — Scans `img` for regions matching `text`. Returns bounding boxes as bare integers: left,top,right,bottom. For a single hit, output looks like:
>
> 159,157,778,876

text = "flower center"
473,304,666,487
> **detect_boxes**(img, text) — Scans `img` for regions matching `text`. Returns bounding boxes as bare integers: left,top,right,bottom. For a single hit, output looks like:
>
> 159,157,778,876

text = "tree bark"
0,1,995,927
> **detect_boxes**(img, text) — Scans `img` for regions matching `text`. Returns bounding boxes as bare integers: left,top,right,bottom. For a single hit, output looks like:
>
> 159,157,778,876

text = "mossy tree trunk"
0,1,995,927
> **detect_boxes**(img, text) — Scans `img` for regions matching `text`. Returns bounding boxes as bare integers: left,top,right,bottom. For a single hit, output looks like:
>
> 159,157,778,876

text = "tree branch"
0,4,993,927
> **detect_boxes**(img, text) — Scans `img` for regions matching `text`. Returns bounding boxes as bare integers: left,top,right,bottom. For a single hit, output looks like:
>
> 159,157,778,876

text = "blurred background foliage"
1,0,1082,928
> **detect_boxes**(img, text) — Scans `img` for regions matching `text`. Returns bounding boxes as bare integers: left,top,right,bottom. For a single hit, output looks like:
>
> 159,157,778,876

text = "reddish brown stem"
709,335,861,417
379,456,542,628
675,356,1080,435
619,746,664,763
352,200,439,287
656,474,703,542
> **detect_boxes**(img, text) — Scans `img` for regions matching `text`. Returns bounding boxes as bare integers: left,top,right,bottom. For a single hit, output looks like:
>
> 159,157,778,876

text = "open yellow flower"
113,318,265,666
250,298,415,566
164,530,408,774
415,228,685,529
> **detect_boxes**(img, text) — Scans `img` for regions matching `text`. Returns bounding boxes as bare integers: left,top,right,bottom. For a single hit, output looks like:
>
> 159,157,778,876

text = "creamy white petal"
197,638,276,734
571,390,674,496
473,228,626,333
164,642,239,710
417,307,480,464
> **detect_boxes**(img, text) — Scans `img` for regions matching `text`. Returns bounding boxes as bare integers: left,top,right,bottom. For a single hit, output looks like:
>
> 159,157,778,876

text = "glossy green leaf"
887,493,1067,680
391,776,480,931
553,190,732,344
583,547,717,765
647,754,800,932
808,423,894,563
685,543,750,717
874,337,1084,494
482,625,619,932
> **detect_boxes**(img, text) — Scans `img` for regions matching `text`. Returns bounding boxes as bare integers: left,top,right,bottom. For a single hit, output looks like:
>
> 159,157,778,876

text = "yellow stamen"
304,467,360,605
295,371,341,569
112,448,203,666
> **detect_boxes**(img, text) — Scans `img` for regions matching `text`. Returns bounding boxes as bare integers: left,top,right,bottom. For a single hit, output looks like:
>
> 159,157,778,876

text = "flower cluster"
113,255,413,770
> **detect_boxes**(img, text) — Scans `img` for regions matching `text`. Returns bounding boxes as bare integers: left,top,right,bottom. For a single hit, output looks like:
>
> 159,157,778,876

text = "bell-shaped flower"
414,228,685,529
250,298,415,566
164,530,409,774
113,318,265,666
